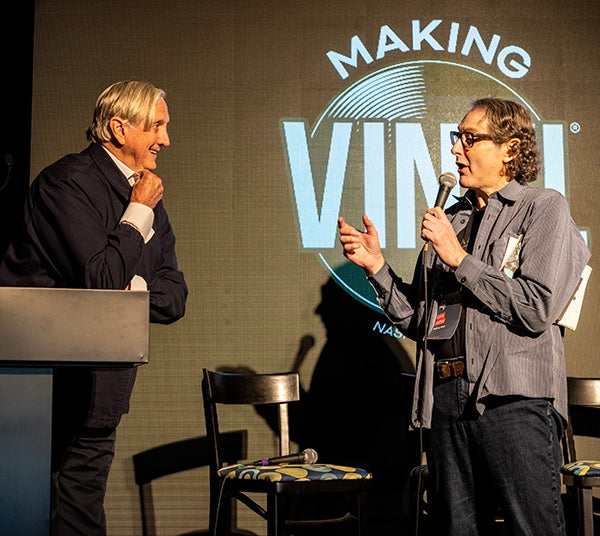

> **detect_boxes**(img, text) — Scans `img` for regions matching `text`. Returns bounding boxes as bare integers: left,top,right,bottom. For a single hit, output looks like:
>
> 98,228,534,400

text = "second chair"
201,368,373,535
560,377,600,536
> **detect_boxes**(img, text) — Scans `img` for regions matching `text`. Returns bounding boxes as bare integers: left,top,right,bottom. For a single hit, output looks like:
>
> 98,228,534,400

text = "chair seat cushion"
561,461,600,477
218,464,373,482
409,464,429,478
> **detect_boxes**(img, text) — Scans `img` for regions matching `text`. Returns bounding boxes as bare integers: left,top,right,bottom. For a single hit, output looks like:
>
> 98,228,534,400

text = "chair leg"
579,487,594,536
267,492,286,536
214,492,234,536
357,490,367,536
138,486,155,536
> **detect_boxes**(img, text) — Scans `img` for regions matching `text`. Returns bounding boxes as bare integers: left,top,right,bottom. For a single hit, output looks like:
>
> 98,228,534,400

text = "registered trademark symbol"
570,122,581,134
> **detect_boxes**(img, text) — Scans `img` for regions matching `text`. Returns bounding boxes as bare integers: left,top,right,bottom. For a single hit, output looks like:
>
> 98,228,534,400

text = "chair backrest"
202,369,300,473
567,377,600,407
132,431,246,536
563,377,600,464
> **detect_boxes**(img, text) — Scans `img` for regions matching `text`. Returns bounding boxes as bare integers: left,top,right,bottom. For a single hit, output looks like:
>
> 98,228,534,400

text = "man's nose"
451,139,462,156
159,128,170,147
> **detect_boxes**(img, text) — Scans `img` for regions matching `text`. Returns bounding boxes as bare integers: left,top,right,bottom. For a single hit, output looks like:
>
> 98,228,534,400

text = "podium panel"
0,287,149,365
0,287,151,535
0,368,52,535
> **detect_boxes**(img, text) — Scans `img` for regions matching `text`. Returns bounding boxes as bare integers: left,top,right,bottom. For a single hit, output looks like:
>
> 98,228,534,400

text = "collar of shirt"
459,180,525,211
101,145,138,186
494,179,525,203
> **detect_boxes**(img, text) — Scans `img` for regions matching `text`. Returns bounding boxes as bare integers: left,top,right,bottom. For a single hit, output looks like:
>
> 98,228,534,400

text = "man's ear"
109,117,127,146
503,138,520,163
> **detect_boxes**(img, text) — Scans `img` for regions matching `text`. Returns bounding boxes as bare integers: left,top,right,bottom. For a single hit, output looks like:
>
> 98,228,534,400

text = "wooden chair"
201,368,373,535
561,377,600,536
133,431,249,536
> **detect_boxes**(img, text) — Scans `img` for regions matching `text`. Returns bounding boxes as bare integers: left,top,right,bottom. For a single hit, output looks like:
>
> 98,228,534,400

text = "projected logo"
281,60,568,311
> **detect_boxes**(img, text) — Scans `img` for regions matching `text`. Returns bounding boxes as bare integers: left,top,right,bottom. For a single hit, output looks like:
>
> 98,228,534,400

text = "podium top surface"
0,287,149,366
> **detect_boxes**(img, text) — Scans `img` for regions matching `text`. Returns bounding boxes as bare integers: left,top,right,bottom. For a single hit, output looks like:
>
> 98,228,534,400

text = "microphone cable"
0,153,14,194
414,241,432,536
413,172,456,535
212,474,227,536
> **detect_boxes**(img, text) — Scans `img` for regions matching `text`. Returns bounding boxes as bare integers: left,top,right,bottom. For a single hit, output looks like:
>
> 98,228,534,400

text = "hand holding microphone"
433,172,458,210
422,172,467,268
423,172,457,250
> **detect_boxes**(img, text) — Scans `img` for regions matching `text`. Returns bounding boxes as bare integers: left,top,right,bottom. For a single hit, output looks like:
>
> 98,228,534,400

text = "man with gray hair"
0,80,188,535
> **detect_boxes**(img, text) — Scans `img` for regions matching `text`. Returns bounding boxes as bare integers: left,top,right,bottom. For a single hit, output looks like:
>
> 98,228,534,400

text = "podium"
0,287,149,535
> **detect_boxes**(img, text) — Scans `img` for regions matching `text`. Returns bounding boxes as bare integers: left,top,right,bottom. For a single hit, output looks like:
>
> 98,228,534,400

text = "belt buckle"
436,359,465,379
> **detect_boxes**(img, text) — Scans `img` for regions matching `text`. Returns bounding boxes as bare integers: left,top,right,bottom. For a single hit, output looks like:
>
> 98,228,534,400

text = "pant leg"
428,377,565,536
51,427,116,536
471,397,566,536
428,377,488,536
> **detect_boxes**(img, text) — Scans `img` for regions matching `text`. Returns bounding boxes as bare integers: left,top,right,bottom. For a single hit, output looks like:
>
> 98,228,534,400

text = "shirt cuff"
120,202,155,243
454,254,483,289
367,261,394,295
129,274,148,291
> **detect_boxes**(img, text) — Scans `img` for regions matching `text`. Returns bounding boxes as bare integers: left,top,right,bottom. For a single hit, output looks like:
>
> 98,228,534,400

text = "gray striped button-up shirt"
369,180,591,428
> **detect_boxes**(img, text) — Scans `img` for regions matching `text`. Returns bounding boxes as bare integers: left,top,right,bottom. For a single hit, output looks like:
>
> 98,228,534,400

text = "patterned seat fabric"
561,461,600,477
409,464,429,478
218,464,373,482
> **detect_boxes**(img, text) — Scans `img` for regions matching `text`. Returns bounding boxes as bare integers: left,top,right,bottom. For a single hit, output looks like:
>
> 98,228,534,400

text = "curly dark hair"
472,98,540,184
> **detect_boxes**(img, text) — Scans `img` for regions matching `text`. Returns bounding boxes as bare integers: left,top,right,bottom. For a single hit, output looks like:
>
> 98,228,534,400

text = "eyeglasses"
450,131,493,148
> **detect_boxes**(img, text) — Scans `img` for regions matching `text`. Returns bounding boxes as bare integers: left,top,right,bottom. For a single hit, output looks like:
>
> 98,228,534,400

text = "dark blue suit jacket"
0,142,187,427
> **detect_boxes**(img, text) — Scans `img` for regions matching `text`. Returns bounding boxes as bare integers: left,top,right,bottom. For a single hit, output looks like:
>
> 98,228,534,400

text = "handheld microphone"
424,172,458,252
434,172,458,209
253,448,318,466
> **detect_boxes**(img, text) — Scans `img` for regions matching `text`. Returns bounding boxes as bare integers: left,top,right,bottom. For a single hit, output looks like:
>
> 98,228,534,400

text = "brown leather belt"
436,357,466,379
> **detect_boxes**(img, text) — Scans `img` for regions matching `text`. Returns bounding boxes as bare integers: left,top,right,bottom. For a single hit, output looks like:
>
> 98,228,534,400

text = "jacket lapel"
86,143,131,201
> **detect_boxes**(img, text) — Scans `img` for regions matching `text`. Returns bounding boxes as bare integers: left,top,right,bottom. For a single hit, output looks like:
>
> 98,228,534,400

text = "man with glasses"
338,98,590,535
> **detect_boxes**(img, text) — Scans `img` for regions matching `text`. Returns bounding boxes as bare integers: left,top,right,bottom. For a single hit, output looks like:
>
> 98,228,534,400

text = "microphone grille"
439,172,457,188
303,448,318,464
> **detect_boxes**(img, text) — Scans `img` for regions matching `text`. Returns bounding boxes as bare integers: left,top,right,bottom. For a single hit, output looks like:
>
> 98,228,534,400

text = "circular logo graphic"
308,60,543,311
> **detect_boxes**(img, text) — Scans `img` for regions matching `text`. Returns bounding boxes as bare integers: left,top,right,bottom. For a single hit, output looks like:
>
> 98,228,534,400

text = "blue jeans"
428,376,566,536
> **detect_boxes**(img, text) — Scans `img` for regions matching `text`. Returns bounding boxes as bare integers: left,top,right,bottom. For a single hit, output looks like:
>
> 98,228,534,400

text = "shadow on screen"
219,275,420,534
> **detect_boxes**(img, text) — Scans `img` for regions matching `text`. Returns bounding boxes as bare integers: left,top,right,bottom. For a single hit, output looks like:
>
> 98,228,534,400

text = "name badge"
428,303,462,340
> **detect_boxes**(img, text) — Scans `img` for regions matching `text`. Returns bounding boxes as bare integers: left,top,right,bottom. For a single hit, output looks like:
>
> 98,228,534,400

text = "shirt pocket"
488,232,523,275
487,235,510,268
